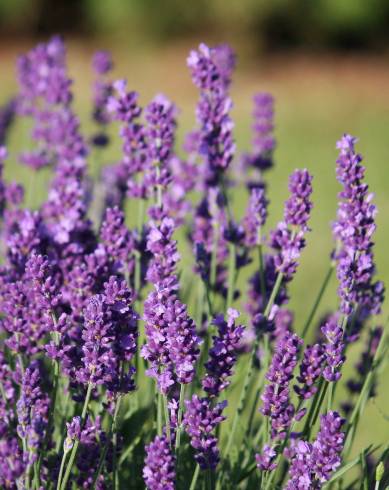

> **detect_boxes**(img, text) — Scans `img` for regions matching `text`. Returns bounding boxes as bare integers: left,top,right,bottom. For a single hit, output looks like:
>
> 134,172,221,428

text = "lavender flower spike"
333,134,384,316
143,433,176,490
260,331,303,439
202,308,245,398
322,318,345,382
243,185,268,248
286,411,345,488
183,395,226,470
270,169,313,280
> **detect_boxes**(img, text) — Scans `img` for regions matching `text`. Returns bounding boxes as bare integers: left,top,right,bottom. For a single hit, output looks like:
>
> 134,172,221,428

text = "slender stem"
56,452,68,490
264,272,283,317
327,382,334,412
112,397,122,490
163,395,171,443
210,222,219,304
258,242,266,303
157,392,163,436
301,263,334,339
59,383,93,490
175,384,185,452
226,243,236,311
189,464,200,490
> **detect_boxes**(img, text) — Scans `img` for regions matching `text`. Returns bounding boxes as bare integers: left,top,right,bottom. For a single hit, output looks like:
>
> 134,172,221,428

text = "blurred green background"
1,0,389,465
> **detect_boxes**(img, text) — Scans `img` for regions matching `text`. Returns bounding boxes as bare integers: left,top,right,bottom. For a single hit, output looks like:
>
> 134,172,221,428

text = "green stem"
175,384,185,452
258,242,266,303
264,272,283,317
327,381,334,412
226,243,236,311
189,464,200,490
112,397,122,490
163,395,171,443
157,392,163,436
301,263,334,339
59,383,93,490
56,452,68,490
210,223,218,305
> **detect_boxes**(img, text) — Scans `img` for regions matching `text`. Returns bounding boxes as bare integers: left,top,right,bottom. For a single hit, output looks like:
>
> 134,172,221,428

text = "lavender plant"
0,37,387,490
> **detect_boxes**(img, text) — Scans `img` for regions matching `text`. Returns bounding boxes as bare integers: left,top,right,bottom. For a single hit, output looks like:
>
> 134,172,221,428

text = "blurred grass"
2,39,389,468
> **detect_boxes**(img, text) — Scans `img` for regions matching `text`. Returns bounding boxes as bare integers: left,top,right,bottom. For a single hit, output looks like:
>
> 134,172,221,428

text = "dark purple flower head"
146,217,180,290
183,395,226,470
256,444,277,472
202,308,245,397
333,134,384,316
243,185,268,248
188,44,235,182
261,331,303,439
165,299,200,384
64,416,82,452
107,80,141,123
187,43,235,91
77,278,137,395
142,291,199,392
144,94,176,167
92,51,113,75
284,169,313,230
311,411,345,481
100,206,135,275
17,362,49,464
270,224,306,280
294,343,325,399
143,433,176,490
25,252,62,311
242,92,275,172
270,169,313,280
286,411,345,488
321,318,345,382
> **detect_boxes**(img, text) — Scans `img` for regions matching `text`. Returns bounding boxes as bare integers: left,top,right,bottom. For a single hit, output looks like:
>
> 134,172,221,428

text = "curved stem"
59,383,93,490
189,464,200,490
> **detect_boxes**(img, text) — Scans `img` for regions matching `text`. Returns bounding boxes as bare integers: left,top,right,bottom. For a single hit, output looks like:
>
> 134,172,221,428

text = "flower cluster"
286,411,345,488
183,395,227,470
0,37,385,490
333,134,384,316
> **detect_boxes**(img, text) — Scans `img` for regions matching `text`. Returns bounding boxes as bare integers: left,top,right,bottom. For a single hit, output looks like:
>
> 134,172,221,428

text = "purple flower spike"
143,433,176,490
183,395,226,470
187,43,236,183
166,299,200,385
16,362,49,464
202,308,245,397
261,331,303,439
92,51,113,75
270,169,313,280
243,92,276,172
284,169,313,230
286,411,345,488
145,94,176,166
294,343,325,399
333,134,384,317
107,80,141,123
321,318,345,382
243,185,268,248
256,444,277,471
